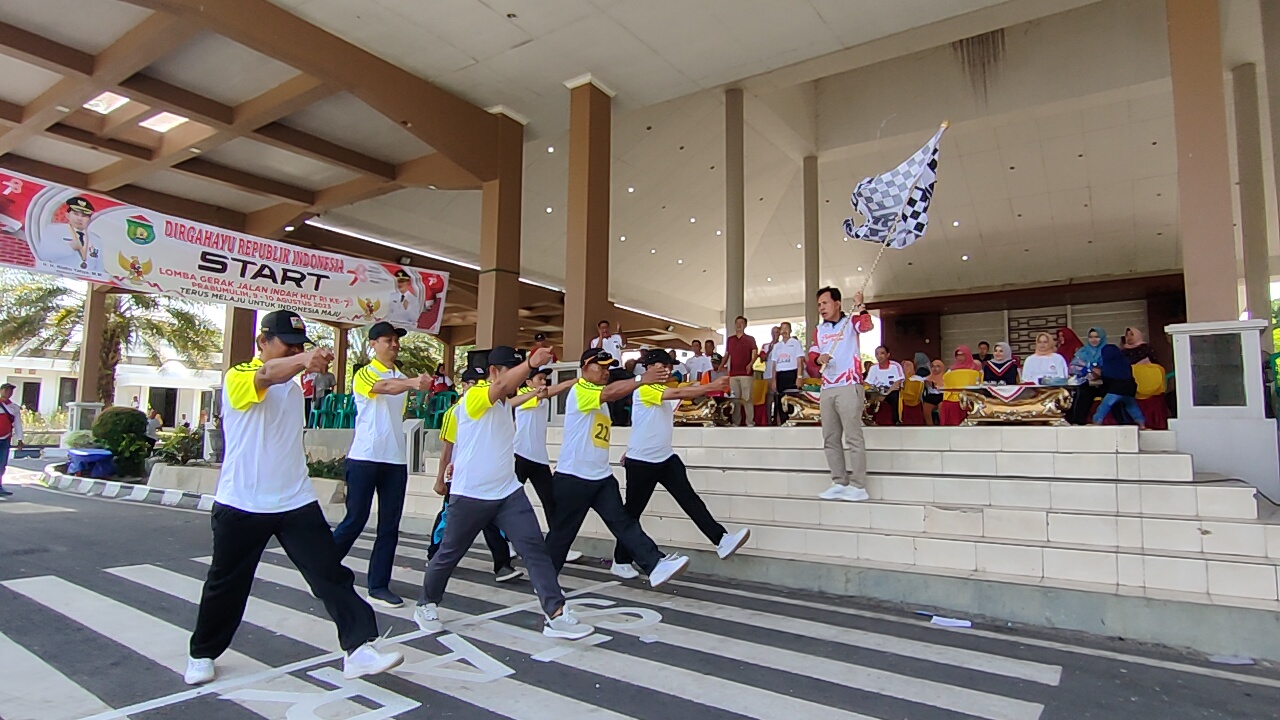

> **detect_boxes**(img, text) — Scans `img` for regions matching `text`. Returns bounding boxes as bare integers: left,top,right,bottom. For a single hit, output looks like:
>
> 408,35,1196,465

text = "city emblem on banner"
116,252,154,284
125,214,157,245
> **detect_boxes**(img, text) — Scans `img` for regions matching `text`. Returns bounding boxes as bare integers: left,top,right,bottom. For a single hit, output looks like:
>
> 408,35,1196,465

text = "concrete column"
725,87,745,332
477,112,525,349
802,155,820,338
1232,63,1273,350
442,342,455,378
77,285,108,403
1165,0,1239,322
333,325,349,391
222,305,256,370
563,77,614,360
1261,0,1280,328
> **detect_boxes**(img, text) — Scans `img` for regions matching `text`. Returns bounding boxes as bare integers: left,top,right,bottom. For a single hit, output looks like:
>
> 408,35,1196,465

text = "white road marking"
0,629,118,720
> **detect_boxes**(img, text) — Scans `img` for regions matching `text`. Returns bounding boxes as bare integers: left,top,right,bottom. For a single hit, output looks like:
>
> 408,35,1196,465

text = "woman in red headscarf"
938,346,982,426
1056,328,1083,365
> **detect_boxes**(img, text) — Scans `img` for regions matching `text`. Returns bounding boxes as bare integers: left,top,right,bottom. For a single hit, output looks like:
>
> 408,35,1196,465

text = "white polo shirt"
865,361,906,389
771,338,804,372
514,387,550,465
217,358,317,514
590,334,625,362
348,358,408,464
557,380,614,480
626,384,679,464
451,382,522,500
685,354,713,382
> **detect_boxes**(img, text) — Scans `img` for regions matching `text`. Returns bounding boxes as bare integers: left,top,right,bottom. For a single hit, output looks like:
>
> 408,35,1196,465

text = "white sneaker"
565,549,584,563
508,542,518,558
716,528,751,559
343,641,404,679
610,562,640,580
184,656,215,685
841,486,870,502
543,610,594,639
413,603,443,633
819,483,848,500
648,554,690,588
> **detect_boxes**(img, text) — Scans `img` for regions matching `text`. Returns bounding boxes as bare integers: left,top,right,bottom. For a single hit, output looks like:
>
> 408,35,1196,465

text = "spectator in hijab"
982,342,1019,385
1121,327,1155,366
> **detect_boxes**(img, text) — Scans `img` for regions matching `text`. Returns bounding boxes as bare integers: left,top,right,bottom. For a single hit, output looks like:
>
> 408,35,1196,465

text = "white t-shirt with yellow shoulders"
450,381,522,500
349,358,408,464
557,380,614,480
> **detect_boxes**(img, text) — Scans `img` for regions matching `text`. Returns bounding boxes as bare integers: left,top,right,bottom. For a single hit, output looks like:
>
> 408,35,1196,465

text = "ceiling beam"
0,12,202,156
121,0,500,180
245,175,401,237
172,157,314,205
0,20,93,77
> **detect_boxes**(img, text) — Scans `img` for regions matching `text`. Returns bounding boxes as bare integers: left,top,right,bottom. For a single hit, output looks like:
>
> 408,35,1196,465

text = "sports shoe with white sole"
413,602,443,633
495,565,525,583
841,486,870,502
716,528,751,559
818,483,848,500
610,562,640,580
565,549,584,563
367,588,403,607
648,554,690,588
508,542,518,558
184,657,215,685
343,641,404,679
543,610,594,640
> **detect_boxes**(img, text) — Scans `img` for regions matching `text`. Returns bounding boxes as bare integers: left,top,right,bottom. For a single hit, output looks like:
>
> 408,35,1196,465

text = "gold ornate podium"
957,385,1073,425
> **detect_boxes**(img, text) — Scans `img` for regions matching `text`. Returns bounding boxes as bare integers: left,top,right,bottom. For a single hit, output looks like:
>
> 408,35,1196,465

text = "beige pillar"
563,77,614,360
1260,0,1280,327
1166,0,1239,322
78,285,109,403
1232,63,1272,350
477,113,525,349
333,325,349,391
725,87,745,332
803,155,820,338
442,341,455,377
222,306,257,370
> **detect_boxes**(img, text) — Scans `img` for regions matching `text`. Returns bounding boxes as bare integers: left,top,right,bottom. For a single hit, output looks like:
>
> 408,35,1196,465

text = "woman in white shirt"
767,321,805,424
1021,332,1069,384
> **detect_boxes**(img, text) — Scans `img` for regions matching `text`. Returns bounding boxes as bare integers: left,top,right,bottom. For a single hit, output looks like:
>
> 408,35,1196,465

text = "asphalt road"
1,470,1278,720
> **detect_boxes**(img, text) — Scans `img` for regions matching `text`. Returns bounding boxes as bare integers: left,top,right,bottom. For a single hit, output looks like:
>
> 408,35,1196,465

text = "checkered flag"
843,124,947,250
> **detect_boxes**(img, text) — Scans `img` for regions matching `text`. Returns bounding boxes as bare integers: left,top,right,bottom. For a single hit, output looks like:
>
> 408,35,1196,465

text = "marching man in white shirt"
185,311,402,686
510,367,583,563
332,321,432,608
808,287,876,503
612,349,750,579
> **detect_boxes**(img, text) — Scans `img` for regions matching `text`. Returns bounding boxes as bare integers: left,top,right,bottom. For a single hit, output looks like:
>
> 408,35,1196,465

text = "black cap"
461,367,484,383
580,348,617,368
394,268,411,281
529,365,552,380
0,383,14,391
259,310,312,345
641,348,675,367
534,332,547,341
368,321,407,341
487,346,524,368
66,196,95,214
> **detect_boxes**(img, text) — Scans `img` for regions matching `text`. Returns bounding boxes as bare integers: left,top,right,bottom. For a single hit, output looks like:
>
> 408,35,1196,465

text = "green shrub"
92,407,149,477
153,424,204,466
62,430,97,449
306,455,346,479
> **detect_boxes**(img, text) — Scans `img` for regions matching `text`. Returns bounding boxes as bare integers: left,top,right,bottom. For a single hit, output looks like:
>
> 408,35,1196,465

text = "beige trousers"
728,375,755,426
819,384,867,488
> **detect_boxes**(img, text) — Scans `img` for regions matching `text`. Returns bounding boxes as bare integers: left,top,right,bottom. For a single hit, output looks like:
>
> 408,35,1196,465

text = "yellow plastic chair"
1134,363,1166,400
900,377,925,416
942,369,981,402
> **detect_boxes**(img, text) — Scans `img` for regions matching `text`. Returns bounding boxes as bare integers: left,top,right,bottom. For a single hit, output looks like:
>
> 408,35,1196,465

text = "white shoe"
565,549,584,563
343,641,404,679
610,562,640,580
819,483,848,500
544,610,594,639
184,656,215,685
413,603,443,633
508,542,518,558
495,565,525,583
716,528,751,559
648,554,689,588
841,486,870,502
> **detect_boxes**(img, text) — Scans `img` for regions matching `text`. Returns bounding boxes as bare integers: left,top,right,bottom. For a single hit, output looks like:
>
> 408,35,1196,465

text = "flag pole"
858,120,948,298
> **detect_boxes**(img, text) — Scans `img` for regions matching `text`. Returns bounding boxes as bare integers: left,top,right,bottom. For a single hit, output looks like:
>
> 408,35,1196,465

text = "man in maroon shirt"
721,315,759,426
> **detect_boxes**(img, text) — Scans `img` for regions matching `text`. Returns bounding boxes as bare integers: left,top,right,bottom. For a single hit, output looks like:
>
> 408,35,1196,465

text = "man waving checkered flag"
843,123,947,250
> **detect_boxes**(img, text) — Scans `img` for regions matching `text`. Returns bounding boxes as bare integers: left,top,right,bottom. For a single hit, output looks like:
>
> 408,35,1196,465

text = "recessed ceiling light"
620,235,626,241
83,91,128,115
677,259,683,264
547,146,554,153
795,243,802,249
188,148,201,154
284,225,295,232
952,221,960,227
55,105,71,113
715,230,722,236
427,184,437,190
961,254,970,261
650,249,656,254
766,277,772,282
627,187,635,193
857,266,863,271
139,111,189,133
689,217,696,223
843,237,849,242
545,207,553,213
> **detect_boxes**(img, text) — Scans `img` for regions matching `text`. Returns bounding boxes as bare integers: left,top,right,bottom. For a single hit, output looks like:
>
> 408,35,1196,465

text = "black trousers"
427,487,511,573
773,370,798,425
190,502,378,659
332,459,407,592
615,455,726,565
545,472,663,574
515,454,557,522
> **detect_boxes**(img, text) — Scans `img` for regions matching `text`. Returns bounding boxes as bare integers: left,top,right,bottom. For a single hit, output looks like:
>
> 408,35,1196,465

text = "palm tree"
0,271,221,405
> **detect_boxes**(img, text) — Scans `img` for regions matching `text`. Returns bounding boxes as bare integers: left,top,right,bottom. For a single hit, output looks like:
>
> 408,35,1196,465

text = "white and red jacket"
808,312,875,389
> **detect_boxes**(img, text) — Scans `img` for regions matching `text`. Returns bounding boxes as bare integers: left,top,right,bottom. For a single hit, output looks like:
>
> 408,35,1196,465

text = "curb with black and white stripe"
39,464,215,511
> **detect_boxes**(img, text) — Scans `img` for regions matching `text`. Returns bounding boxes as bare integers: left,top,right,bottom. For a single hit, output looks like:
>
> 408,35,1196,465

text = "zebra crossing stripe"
0,629,117,720
110,564,644,720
